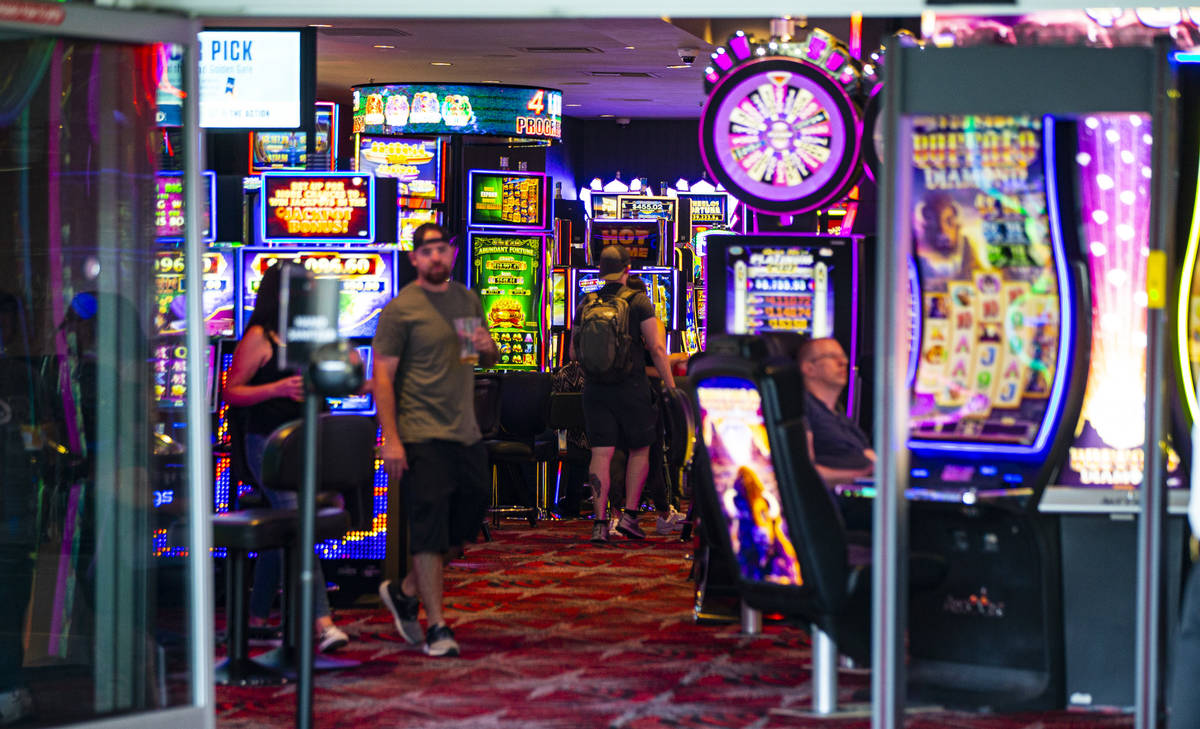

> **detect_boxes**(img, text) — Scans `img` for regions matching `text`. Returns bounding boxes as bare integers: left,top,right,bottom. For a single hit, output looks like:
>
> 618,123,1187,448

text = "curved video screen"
909,115,1067,452
696,376,802,586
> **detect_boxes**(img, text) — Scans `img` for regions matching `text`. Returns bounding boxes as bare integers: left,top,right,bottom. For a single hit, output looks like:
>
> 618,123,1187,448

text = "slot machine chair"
484,372,555,527
211,413,374,683
473,374,502,540
547,390,590,516
689,337,946,715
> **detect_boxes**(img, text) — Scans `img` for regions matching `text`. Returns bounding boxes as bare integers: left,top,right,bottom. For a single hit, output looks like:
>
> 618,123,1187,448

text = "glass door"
0,7,212,729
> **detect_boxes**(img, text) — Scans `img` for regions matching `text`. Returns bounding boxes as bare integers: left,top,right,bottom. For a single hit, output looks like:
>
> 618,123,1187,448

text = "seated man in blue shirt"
798,337,875,484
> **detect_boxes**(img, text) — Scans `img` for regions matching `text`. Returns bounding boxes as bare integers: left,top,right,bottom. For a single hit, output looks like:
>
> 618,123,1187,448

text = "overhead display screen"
198,30,302,129
260,172,374,244
588,219,664,267
468,170,547,229
357,136,443,202
154,248,237,338
352,83,562,140
908,114,1068,452
249,102,337,172
590,192,620,219
699,57,861,215
696,376,803,586
469,233,544,370
241,248,394,338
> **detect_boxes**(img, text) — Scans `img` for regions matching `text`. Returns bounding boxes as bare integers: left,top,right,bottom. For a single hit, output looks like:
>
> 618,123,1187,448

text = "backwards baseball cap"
411,222,454,250
598,245,631,281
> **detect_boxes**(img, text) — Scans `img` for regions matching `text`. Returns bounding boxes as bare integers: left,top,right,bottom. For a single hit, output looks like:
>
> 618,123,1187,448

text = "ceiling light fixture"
431,61,453,66
599,114,614,117
481,79,502,83
374,44,394,49
566,103,582,107
624,45,636,49
308,23,332,28
665,64,690,69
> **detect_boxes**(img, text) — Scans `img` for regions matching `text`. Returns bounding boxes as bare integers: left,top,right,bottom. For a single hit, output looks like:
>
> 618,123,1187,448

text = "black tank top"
245,336,303,435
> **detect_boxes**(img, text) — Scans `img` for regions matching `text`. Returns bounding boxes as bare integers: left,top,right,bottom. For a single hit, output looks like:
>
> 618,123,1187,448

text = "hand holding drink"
453,316,482,365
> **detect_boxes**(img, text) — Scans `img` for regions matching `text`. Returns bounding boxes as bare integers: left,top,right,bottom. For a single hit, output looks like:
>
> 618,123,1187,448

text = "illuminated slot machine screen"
155,171,215,243
588,219,665,267
241,248,395,338
154,248,237,338
325,344,376,414
589,192,620,219
260,172,375,245
705,234,854,340
467,170,547,230
570,267,681,332
248,101,338,173
357,136,444,203
550,268,568,328
152,341,215,410
397,208,441,251
617,195,678,241
695,376,803,586
468,232,545,371
907,114,1074,471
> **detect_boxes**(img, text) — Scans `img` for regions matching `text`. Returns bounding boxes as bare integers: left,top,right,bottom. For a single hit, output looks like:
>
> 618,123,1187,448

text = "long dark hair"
245,261,295,336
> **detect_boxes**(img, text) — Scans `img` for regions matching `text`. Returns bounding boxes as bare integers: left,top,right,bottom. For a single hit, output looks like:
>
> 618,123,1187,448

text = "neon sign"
352,83,562,140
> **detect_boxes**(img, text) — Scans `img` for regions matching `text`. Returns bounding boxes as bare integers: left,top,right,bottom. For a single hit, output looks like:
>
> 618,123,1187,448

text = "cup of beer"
453,316,481,365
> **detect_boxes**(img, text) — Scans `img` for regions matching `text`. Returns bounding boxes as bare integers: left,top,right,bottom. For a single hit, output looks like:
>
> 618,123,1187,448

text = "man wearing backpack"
572,245,676,543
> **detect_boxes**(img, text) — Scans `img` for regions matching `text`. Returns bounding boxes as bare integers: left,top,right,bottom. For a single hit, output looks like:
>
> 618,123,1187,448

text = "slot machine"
465,169,551,371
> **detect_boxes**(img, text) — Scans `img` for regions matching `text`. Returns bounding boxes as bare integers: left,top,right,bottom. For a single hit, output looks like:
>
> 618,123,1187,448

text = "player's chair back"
473,374,503,439
496,371,552,440
261,413,378,529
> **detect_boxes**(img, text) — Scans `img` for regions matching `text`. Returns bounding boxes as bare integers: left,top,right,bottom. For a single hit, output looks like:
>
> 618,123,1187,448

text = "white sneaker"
0,687,33,726
655,509,687,535
316,624,349,653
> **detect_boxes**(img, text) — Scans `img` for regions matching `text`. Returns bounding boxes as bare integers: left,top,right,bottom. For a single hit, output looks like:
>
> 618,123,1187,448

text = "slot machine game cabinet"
465,169,551,372
899,114,1091,712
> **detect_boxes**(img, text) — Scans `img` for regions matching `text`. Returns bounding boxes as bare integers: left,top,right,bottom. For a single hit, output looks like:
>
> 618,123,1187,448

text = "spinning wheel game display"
699,57,862,216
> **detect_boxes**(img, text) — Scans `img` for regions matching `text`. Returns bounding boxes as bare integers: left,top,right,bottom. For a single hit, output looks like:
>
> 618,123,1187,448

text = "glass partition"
0,19,209,728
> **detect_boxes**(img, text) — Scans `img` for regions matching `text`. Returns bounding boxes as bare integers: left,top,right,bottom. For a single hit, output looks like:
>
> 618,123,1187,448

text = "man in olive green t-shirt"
372,223,498,658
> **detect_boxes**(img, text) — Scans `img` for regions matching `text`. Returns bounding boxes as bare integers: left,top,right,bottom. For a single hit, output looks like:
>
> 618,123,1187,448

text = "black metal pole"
296,390,321,729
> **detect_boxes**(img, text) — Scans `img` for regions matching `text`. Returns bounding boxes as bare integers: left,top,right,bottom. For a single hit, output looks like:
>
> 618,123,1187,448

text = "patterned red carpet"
216,516,1133,729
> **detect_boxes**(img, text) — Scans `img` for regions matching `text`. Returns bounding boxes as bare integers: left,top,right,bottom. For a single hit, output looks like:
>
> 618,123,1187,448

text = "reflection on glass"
0,37,196,724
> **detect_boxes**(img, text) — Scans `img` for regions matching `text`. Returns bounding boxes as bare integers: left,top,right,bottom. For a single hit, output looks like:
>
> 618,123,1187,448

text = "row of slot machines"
691,110,1199,713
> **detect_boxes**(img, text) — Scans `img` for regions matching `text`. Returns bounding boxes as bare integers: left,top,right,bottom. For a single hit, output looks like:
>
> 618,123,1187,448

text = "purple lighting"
713,48,734,71
731,32,752,59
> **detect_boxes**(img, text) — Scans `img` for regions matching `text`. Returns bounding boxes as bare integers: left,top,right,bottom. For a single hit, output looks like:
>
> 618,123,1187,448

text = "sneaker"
590,520,610,544
423,624,460,657
0,687,33,726
379,579,423,645
655,509,687,535
316,624,349,653
616,512,646,540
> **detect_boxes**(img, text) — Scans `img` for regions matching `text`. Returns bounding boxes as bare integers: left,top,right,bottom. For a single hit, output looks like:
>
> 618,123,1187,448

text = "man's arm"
814,461,874,485
372,354,406,479
639,316,676,390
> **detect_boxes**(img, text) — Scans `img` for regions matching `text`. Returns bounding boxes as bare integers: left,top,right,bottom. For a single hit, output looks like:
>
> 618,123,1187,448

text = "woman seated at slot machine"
222,261,351,653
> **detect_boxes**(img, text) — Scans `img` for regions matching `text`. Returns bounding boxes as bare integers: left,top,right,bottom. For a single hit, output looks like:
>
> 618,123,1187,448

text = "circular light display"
699,57,861,215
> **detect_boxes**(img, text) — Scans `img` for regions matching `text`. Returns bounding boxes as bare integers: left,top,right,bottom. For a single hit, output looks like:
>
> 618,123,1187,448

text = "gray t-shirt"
373,281,485,445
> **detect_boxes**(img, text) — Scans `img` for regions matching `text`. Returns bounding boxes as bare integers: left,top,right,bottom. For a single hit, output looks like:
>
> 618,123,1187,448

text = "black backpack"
575,287,637,384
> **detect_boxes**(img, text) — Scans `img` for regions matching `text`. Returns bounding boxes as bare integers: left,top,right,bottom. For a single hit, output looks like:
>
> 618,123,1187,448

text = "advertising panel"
588,219,663,267
155,171,215,242
154,248,237,338
248,102,337,172
198,30,302,129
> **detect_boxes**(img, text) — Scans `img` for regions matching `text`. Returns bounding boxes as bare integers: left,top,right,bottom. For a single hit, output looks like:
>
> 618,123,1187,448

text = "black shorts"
582,377,657,449
400,440,489,554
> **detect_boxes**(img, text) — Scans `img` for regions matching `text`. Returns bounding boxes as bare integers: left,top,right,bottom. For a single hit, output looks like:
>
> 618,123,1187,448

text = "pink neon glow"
1075,113,1153,455
731,33,751,59
714,49,733,71
706,69,720,84
824,51,845,73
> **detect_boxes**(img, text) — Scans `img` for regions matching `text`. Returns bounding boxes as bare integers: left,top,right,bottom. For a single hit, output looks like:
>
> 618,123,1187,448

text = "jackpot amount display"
909,115,1062,447
243,251,392,338
472,236,542,370
725,246,833,337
